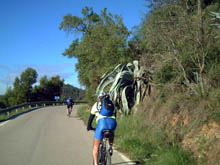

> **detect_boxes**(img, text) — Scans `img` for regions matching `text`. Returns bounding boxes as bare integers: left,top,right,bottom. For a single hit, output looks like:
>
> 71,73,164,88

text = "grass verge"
76,104,196,165
0,107,32,122
115,114,196,165
76,104,97,128
76,104,90,123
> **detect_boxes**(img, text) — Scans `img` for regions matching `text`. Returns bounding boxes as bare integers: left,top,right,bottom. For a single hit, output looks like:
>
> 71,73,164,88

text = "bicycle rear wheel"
67,108,71,117
98,143,105,165
105,151,112,165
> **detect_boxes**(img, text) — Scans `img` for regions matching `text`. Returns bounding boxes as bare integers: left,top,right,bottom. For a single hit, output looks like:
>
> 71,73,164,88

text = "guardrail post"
44,104,46,107
7,111,10,116
16,109,18,113
36,104,37,108
23,107,25,110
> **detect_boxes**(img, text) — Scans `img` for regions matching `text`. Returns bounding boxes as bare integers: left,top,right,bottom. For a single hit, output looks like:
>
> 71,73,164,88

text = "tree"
10,68,38,104
32,76,49,101
19,68,37,102
0,101,6,109
210,11,220,38
47,76,64,100
0,88,15,107
61,84,85,101
60,7,135,103
33,75,64,101
133,0,220,96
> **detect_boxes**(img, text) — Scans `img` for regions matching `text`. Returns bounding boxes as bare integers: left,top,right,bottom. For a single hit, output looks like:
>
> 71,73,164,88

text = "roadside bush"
148,145,196,165
76,104,90,123
0,101,6,109
76,102,196,165
114,112,196,165
76,104,96,128
154,63,178,84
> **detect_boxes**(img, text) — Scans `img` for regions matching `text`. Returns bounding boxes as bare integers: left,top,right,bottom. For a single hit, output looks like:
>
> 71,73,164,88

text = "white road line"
115,150,130,161
0,121,9,127
114,149,138,164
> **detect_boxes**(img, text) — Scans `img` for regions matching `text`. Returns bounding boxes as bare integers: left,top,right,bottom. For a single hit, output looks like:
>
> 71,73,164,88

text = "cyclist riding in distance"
66,97,74,116
87,92,117,165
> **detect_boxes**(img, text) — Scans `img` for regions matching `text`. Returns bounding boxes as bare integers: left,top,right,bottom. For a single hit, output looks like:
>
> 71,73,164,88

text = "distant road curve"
0,105,136,165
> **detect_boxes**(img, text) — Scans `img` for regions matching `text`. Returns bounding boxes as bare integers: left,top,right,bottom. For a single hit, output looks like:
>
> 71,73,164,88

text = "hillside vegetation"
63,1,219,164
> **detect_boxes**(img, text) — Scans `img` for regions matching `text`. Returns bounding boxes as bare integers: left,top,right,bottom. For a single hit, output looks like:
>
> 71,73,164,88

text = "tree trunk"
197,0,203,44
197,0,206,96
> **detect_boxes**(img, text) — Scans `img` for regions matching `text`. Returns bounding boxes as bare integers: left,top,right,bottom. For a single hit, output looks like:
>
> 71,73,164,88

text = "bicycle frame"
97,130,113,165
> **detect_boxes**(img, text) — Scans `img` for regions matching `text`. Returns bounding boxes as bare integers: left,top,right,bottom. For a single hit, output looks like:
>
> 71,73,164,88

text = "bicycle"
94,129,113,165
67,109,71,117
67,106,72,118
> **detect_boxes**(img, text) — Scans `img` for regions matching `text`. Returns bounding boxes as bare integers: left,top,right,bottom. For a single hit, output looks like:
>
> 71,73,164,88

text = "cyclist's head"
98,92,109,100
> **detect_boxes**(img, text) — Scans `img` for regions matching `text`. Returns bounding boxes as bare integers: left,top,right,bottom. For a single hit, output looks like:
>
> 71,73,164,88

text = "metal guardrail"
0,101,87,116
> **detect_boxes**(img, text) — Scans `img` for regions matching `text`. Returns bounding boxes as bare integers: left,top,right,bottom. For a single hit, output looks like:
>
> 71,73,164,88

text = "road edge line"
0,121,9,127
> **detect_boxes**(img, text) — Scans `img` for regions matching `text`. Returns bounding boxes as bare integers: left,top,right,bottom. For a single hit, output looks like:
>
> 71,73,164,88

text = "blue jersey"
66,98,73,105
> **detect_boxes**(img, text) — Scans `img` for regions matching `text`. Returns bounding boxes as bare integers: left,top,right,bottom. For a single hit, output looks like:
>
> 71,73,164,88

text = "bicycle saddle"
102,130,114,138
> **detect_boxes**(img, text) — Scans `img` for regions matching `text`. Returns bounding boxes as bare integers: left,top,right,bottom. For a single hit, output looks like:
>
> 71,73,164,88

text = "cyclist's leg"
109,132,114,145
66,105,68,115
70,104,73,113
93,119,106,164
93,138,101,165
105,118,117,155
108,133,114,155
66,105,70,116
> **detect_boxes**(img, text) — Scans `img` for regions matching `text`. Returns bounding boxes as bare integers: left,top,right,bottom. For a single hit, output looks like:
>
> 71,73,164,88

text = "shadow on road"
113,161,141,165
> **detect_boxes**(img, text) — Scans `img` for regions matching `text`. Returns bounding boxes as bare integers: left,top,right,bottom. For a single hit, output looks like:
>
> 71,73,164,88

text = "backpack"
66,99,71,105
99,97,115,116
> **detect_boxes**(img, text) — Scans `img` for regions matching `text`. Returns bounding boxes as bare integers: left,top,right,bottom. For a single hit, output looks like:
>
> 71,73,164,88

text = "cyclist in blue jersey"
66,97,74,116
87,92,117,165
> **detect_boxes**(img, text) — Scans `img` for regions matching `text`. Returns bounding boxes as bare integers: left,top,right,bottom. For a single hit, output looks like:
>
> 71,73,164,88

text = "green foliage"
113,113,196,165
0,68,38,106
60,7,135,102
0,68,84,107
148,145,196,165
114,115,154,163
0,87,15,107
204,88,220,123
70,2,220,164
61,84,85,101
96,60,151,115
210,11,220,38
59,7,100,34
0,107,29,121
154,63,178,84
132,1,220,97
76,104,96,128
76,104,90,122
15,68,38,103
33,75,64,101
0,95,6,109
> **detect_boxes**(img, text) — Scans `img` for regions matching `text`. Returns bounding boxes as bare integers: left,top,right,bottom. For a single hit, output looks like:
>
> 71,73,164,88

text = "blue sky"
0,0,147,95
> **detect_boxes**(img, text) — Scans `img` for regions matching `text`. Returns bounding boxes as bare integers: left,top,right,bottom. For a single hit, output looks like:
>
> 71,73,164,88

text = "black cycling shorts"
67,104,73,109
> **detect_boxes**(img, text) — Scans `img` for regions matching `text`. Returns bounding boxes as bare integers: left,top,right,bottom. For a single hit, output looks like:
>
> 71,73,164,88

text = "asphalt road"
0,105,137,165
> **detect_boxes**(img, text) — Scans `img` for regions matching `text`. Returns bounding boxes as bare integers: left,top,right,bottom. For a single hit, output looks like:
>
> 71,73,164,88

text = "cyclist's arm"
87,102,99,131
87,114,95,131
